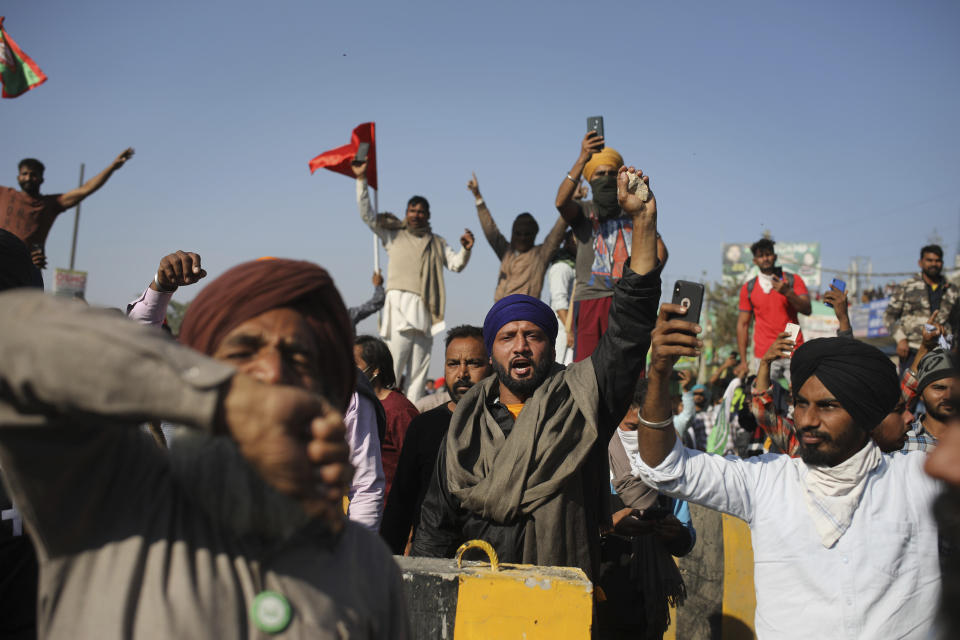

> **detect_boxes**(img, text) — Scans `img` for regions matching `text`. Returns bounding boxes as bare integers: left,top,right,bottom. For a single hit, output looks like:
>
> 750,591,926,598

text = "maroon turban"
179,259,356,412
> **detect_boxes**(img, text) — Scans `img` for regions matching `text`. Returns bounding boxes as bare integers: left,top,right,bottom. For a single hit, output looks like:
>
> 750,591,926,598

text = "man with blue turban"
414,167,663,579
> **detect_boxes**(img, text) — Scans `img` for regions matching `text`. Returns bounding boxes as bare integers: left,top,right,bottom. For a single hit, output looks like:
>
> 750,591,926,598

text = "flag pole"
373,186,382,328
69,163,85,270
373,187,380,273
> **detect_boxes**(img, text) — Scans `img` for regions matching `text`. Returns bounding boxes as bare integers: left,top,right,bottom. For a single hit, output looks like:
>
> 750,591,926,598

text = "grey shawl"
445,360,600,573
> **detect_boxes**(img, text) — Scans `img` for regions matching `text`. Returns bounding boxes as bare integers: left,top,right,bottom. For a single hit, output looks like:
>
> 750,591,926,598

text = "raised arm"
540,215,569,260
751,332,800,456
824,285,852,337
348,271,386,325
127,250,207,327
468,173,508,260
443,231,474,272
589,167,661,434
630,306,760,522
555,132,603,224
57,148,134,209
0,290,353,552
351,160,392,243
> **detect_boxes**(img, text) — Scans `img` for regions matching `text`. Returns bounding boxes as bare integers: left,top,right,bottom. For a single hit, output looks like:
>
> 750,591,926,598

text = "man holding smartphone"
737,237,811,383
554,128,666,362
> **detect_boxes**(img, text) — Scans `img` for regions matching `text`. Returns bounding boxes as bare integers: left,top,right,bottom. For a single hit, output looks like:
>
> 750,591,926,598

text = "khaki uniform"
884,274,959,348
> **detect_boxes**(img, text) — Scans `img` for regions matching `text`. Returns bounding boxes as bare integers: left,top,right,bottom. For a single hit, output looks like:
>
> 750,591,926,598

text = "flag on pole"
309,122,377,190
0,18,48,98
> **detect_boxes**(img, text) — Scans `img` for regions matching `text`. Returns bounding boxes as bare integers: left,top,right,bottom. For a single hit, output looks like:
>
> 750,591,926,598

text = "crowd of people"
0,132,957,639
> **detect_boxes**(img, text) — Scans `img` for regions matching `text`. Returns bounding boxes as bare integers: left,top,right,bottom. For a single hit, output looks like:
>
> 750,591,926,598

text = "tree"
165,299,190,336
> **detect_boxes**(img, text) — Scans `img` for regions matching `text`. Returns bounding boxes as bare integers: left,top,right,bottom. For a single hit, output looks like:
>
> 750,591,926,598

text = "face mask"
590,174,619,215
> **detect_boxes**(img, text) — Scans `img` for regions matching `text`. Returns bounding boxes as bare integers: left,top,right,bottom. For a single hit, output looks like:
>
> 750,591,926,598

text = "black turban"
791,337,899,431
179,258,355,412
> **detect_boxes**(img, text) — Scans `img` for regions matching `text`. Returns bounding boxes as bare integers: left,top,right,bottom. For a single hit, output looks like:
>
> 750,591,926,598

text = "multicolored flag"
0,18,48,98
309,122,377,190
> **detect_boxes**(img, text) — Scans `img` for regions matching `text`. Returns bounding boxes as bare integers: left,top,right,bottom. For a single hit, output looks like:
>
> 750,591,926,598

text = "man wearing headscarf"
555,130,668,361
903,347,956,451
467,172,568,301
0,258,409,639
414,167,662,580
631,326,942,639
351,160,475,403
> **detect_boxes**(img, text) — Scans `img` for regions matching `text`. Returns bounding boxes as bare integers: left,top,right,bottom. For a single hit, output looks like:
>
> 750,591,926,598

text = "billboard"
850,298,890,339
53,268,87,299
722,242,821,288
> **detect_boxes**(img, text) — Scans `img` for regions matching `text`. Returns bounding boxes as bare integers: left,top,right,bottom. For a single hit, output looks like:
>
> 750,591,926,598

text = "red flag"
309,122,377,190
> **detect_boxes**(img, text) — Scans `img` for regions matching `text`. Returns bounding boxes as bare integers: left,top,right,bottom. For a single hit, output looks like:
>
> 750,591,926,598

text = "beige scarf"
800,439,881,547
377,213,447,326
445,360,600,574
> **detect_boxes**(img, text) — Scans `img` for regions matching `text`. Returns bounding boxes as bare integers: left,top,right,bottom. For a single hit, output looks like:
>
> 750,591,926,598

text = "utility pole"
68,163,84,270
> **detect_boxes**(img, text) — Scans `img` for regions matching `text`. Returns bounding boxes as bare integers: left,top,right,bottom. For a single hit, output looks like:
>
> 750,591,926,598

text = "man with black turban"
414,166,662,580
0,258,409,639
631,324,943,639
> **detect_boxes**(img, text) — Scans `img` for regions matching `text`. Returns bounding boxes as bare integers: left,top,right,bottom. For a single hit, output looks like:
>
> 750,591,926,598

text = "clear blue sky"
5,1,959,376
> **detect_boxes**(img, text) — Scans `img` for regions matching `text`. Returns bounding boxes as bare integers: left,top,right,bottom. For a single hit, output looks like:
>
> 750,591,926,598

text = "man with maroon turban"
0,258,409,639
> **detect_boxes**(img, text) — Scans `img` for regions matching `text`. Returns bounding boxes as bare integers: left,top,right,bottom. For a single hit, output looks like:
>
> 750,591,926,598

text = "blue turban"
482,294,558,355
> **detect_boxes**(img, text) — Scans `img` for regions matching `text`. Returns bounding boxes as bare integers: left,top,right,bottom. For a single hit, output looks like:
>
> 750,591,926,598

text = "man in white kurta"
353,162,473,403
630,319,941,639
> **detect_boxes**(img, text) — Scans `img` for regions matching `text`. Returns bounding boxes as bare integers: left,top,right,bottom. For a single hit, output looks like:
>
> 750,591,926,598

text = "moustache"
799,427,834,443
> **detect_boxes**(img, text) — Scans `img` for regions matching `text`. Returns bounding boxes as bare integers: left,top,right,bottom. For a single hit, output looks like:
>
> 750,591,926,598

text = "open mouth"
510,358,533,378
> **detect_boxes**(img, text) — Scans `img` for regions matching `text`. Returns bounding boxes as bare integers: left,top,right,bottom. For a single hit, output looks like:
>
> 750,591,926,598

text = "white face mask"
617,426,638,452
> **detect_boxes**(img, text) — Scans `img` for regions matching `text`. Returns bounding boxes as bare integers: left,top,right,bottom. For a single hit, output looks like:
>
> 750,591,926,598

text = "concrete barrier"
396,541,593,639
396,510,757,639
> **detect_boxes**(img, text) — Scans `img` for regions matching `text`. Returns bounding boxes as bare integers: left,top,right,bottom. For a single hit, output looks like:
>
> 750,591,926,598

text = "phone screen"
355,142,370,163
586,116,604,149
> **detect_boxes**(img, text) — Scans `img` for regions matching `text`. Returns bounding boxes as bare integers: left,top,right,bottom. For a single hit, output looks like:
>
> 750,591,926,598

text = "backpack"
744,272,794,312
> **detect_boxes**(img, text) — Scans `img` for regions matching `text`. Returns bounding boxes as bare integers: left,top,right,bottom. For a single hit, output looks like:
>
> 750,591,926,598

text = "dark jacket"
412,262,661,577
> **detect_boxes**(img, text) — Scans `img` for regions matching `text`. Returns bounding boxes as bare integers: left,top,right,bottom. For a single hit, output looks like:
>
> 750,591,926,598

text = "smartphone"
354,142,370,163
586,116,604,149
824,278,846,308
785,322,801,344
671,280,705,325
772,266,784,279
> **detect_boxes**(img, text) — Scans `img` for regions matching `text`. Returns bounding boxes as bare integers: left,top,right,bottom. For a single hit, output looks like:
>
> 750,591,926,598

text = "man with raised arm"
414,167,662,579
554,132,666,361
0,149,134,274
630,311,940,638
352,160,474,403
0,258,408,638
467,172,567,300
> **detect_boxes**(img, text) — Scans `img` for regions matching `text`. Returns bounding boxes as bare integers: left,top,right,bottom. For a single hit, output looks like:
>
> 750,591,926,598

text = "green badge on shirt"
251,590,292,634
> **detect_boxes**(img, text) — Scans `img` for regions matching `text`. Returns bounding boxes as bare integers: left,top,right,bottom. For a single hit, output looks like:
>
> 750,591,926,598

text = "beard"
926,402,955,423
797,426,868,467
445,378,476,403
491,353,554,399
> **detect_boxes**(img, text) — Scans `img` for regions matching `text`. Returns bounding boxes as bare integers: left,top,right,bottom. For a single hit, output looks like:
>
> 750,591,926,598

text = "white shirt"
630,439,941,639
545,261,575,364
344,391,385,532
